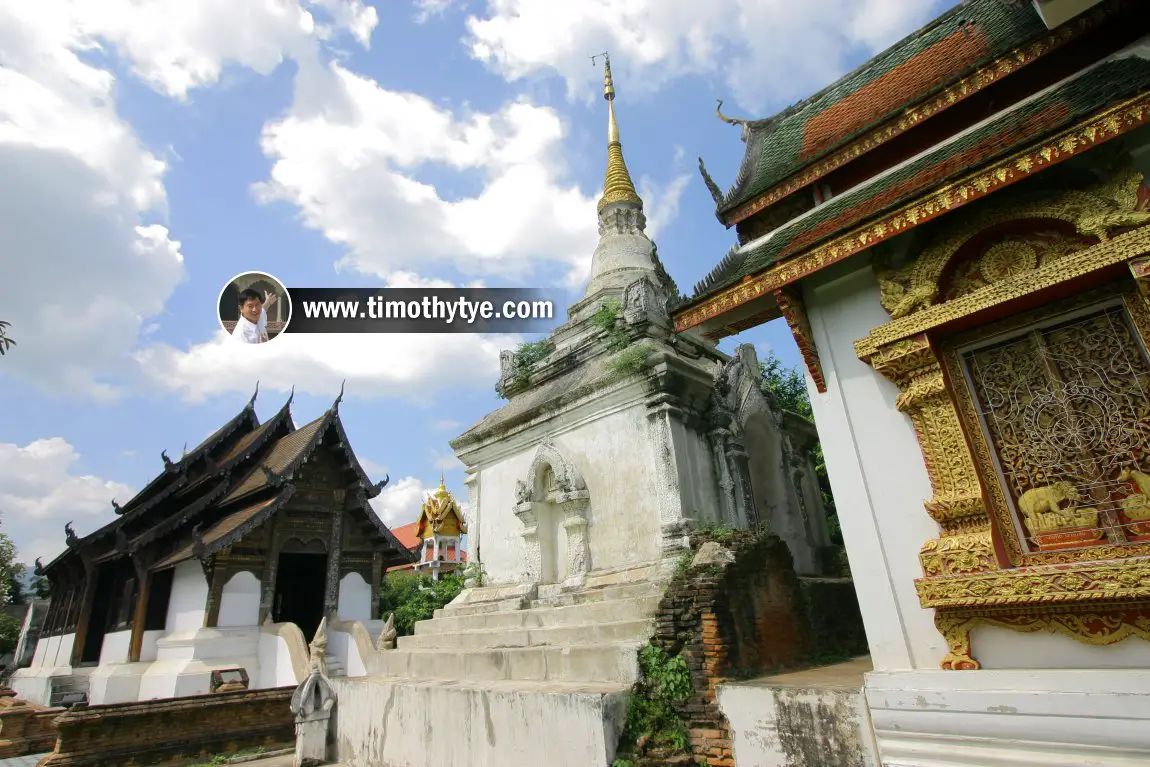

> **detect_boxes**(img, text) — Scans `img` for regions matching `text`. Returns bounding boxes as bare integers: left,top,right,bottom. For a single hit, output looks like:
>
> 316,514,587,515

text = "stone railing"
258,621,309,686
38,686,295,767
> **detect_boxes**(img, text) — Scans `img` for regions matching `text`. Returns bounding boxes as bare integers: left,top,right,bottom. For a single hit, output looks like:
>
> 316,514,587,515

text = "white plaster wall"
804,263,945,671
31,635,48,668
217,570,261,627
165,560,208,631
97,629,132,665
475,402,664,585
52,633,74,666
866,668,1150,765
139,629,164,663
331,676,628,767
338,572,372,622
805,262,1150,672
256,632,299,689
718,681,878,767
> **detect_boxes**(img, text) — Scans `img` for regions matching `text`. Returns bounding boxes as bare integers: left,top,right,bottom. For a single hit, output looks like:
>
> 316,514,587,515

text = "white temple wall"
673,421,724,528
165,560,209,632
97,629,132,665
472,396,666,585
804,259,1150,671
256,632,299,689
139,629,163,663
338,572,372,622
802,261,947,671
217,570,261,627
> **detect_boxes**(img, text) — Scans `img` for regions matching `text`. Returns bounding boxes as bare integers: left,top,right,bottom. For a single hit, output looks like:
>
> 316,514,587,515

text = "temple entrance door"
79,565,116,664
273,547,328,641
536,503,568,585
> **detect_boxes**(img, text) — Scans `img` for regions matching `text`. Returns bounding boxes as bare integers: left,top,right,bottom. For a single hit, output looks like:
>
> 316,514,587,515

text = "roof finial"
248,381,260,409
333,379,345,410
286,384,295,407
716,99,751,142
591,52,642,213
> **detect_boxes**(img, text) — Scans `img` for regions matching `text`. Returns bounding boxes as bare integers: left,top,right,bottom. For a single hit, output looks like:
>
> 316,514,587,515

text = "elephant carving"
1017,481,1097,533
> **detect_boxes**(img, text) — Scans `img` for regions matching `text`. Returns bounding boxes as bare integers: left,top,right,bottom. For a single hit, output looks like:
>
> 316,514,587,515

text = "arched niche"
513,440,591,586
337,572,371,622
217,570,261,627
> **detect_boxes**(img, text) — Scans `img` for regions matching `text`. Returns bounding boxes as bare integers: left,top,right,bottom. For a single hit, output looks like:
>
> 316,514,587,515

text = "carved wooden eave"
674,91,1150,335
351,488,416,563
129,478,232,550
853,163,1150,670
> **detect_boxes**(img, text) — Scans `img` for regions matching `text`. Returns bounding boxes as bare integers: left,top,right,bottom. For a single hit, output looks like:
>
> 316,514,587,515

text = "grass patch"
614,645,693,763
607,343,653,380
510,339,553,391
183,746,266,766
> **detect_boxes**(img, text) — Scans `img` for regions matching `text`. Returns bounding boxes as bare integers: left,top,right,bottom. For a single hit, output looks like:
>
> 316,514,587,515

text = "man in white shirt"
231,288,278,343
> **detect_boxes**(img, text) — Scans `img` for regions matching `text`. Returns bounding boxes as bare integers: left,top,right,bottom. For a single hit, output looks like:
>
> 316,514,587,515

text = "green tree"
377,571,464,636
758,350,842,544
0,321,15,356
0,517,22,655
5,562,26,606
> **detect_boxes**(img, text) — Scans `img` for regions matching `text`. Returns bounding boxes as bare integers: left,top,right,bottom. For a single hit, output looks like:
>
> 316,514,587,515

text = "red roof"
391,522,421,551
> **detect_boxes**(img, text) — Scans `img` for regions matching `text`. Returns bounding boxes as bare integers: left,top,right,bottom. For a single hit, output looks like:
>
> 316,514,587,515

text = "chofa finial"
716,99,751,142
248,380,259,409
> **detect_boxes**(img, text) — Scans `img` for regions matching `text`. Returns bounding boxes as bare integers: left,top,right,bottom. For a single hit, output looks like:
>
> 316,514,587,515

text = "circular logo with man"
218,272,292,344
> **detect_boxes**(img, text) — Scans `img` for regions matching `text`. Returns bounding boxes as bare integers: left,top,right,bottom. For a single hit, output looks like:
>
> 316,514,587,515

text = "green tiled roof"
716,0,1050,218
691,56,1150,302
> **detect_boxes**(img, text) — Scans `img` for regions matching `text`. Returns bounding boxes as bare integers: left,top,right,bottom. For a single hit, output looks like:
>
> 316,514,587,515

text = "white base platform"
866,668,1150,767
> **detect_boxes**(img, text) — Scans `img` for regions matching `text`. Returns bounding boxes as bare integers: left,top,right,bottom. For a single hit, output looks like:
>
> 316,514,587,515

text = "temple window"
957,299,1150,556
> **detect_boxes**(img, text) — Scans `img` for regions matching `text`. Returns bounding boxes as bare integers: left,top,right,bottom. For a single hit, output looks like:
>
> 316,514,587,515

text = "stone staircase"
325,654,345,678
334,564,670,767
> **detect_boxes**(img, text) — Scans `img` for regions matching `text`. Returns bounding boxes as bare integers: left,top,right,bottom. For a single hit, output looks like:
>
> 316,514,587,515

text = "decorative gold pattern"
674,93,1150,335
960,305,1150,554
723,7,1112,226
857,224,1150,359
774,286,826,393
873,163,1149,318
598,55,642,213
944,284,1150,568
935,604,1150,670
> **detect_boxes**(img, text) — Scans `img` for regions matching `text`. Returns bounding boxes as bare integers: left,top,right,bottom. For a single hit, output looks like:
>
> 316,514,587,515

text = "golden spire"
597,54,642,213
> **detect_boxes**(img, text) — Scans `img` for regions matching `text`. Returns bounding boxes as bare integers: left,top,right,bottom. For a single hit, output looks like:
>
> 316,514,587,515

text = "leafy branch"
0,321,16,356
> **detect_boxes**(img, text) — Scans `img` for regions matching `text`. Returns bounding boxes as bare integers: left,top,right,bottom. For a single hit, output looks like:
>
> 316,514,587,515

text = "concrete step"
364,642,643,685
397,618,654,651
330,675,629,767
529,581,663,609
433,595,529,618
415,594,663,635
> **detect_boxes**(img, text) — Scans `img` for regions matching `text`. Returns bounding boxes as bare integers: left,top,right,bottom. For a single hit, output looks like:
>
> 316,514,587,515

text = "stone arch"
513,439,591,586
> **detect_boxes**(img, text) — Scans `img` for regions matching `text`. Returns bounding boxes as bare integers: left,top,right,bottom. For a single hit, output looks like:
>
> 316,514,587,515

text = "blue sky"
0,0,952,566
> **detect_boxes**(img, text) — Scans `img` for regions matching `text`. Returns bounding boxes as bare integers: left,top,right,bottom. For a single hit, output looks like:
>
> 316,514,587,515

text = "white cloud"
0,0,377,398
414,0,456,23
0,438,133,565
134,330,509,402
0,4,184,398
255,63,602,287
429,448,464,473
371,475,429,526
464,0,944,111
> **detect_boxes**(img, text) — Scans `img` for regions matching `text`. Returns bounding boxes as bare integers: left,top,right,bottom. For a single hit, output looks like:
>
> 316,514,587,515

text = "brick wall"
0,694,59,758
627,531,866,767
37,687,295,767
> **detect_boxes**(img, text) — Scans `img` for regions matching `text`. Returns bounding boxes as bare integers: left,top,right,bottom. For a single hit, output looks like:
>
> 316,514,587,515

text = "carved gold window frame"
853,163,1150,669
941,282,1150,568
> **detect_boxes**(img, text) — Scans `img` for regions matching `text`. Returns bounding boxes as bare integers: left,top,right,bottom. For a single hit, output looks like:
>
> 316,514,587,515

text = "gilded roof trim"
674,90,1150,334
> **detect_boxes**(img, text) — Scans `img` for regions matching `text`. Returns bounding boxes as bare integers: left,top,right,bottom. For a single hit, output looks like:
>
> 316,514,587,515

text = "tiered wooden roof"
41,386,413,579
679,0,1149,327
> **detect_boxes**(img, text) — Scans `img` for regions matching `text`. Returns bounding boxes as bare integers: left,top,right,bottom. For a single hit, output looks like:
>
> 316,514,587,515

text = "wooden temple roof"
42,386,414,578
712,0,1081,225
679,0,1150,320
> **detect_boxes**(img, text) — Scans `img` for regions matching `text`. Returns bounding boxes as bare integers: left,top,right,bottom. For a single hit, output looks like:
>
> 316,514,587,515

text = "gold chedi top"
598,54,643,213
416,475,467,539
